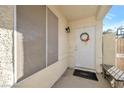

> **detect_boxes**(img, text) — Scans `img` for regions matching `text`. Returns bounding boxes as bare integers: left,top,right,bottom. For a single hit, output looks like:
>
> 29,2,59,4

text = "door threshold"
74,66,96,73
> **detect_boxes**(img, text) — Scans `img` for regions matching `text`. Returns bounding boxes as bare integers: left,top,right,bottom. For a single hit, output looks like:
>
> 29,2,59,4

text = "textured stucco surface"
0,6,14,87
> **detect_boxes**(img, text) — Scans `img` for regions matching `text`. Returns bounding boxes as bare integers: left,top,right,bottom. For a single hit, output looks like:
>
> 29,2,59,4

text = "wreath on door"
80,32,89,42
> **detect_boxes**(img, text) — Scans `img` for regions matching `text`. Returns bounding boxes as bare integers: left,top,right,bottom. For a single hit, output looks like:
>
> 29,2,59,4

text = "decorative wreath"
80,32,89,42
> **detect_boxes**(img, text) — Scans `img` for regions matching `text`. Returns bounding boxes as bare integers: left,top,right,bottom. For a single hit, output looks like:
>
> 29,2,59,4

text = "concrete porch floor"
52,68,111,88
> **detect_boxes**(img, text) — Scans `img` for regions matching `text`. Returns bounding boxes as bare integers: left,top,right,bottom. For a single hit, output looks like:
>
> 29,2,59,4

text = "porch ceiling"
56,5,100,21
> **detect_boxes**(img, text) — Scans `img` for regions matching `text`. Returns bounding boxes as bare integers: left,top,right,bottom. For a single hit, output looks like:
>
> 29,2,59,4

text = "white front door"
75,26,96,70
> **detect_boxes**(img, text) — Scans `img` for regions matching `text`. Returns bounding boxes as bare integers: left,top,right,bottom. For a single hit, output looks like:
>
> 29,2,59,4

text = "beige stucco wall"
68,16,103,73
95,20,103,72
103,32,116,65
0,6,14,87
13,5,69,88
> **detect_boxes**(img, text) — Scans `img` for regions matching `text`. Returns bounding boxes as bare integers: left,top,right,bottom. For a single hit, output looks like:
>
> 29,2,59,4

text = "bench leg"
102,69,106,78
114,81,118,88
117,82,124,88
114,81,124,88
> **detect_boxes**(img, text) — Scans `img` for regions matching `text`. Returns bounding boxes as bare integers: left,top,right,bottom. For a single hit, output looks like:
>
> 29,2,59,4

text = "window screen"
47,8,58,66
17,5,46,81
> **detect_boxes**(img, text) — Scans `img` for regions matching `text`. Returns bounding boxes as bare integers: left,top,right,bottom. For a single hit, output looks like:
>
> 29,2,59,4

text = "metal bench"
102,64,124,88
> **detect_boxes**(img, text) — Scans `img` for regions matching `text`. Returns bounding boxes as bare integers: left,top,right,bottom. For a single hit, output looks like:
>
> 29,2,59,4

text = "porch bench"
102,64,124,88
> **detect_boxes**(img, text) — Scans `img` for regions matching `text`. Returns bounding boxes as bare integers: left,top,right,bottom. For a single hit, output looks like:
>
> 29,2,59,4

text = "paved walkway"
52,68,111,88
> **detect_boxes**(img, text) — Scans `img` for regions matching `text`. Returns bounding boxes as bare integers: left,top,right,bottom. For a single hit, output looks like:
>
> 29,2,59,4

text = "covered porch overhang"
50,5,111,22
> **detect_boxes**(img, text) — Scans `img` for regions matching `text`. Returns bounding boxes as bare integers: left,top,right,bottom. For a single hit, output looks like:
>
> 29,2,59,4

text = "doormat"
73,69,98,81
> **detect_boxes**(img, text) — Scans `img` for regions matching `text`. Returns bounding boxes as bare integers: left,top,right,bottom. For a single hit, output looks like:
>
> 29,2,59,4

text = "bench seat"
102,64,124,88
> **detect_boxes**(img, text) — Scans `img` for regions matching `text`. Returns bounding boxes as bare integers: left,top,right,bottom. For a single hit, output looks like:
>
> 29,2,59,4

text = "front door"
75,26,96,70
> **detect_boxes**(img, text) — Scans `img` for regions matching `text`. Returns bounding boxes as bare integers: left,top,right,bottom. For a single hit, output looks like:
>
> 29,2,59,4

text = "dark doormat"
73,69,98,81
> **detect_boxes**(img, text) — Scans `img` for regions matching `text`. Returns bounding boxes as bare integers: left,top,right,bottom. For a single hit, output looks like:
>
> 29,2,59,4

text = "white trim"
94,25,97,71
13,5,17,83
75,66,96,73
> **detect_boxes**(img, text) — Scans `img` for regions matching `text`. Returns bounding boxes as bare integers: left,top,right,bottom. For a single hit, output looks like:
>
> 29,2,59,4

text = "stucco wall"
103,32,116,66
95,20,103,72
0,6,14,87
